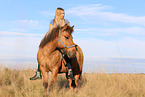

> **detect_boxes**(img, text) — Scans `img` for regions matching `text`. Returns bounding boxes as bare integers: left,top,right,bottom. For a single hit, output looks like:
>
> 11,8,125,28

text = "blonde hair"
53,7,65,26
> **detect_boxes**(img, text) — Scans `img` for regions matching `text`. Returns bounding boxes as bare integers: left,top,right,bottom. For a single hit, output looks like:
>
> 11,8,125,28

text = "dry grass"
0,67,144,97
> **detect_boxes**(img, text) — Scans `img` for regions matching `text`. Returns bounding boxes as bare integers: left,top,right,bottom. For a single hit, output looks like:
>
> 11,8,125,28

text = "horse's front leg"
40,66,49,96
49,67,58,90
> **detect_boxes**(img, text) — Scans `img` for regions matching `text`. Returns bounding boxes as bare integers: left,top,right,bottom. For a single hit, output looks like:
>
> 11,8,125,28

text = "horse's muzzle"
67,51,76,58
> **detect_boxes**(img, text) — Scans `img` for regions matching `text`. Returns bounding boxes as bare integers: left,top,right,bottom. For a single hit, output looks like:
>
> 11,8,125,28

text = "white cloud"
66,4,145,26
74,37,145,59
39,11,54,17
18,19,39,27
99,12,145,25
0,36,42,59
74,38,120,58
0,31,43,59
9,19,42,31
0,31,43,36
1,19,46,33
75,27,145,36
66,4,112,15
124,27,145,35
118,37,145,51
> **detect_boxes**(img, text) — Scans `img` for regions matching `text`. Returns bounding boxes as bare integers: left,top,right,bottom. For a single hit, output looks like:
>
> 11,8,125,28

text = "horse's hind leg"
79,73,83,87
74,75,79,87
73,74,81,92
68,79,73,90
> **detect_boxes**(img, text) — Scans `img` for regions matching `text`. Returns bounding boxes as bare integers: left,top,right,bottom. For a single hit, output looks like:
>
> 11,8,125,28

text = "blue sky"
0,0,145,60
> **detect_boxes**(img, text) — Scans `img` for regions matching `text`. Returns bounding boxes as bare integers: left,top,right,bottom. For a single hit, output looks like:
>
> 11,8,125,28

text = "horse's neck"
43,38,58,55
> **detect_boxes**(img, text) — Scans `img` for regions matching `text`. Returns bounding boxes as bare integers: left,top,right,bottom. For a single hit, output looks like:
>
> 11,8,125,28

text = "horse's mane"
39,25,74,48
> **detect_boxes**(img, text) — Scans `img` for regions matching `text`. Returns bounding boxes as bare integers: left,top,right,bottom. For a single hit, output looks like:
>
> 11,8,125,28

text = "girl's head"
56,7,65,19
54,7,65,26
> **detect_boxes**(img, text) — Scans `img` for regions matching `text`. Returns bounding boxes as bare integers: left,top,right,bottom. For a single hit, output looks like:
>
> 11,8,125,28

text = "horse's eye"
65,36,69,39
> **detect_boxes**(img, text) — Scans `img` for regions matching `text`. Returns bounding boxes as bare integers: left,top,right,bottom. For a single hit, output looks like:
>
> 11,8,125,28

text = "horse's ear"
72,25,74,29
61,24,68,31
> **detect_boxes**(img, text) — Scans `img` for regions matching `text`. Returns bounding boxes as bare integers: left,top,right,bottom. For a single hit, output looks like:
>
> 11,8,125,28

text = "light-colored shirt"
50,19,69,25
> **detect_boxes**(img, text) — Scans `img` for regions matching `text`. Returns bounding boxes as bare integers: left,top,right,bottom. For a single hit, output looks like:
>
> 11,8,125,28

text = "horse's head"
57,24,76,58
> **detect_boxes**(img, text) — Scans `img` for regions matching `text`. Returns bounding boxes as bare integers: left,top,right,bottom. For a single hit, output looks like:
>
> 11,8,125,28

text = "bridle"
57,29,77,54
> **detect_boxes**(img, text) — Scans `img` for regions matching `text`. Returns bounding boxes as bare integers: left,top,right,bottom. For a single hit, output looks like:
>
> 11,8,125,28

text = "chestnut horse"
37,24,83,95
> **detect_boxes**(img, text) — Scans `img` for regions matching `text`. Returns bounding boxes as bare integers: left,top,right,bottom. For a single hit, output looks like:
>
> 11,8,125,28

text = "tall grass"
0,67,144,97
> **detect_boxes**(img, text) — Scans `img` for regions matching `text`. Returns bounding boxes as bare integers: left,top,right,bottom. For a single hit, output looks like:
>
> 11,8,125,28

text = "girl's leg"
30,64,42,80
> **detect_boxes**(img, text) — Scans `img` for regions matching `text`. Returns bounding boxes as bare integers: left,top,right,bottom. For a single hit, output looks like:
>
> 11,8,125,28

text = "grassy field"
0,67,144,97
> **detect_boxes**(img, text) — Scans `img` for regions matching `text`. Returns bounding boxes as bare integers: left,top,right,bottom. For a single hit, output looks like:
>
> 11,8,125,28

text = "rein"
57,29,77,54
55,47,67,67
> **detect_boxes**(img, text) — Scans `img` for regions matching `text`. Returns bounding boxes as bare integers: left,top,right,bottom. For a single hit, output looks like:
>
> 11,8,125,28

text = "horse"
37,24,84,95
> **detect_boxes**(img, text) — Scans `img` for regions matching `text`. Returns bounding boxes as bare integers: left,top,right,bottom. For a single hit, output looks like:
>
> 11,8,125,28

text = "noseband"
57,29,77,54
